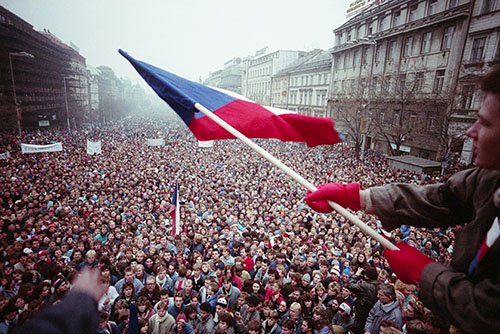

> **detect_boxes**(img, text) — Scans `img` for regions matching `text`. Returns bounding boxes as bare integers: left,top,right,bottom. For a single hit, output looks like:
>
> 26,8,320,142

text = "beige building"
272,50,332,117
242,48,306,105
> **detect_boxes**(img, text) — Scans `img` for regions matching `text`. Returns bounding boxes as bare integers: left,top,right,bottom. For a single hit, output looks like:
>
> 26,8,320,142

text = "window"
448,0,459,8
409,4,418,21
379,111,385,122
353,50,358,68
409,113,417,129
387,40,397,62
362,47,369,65
375,44,382,63
404,36,414,57
393,110,401,126
471,37,486,62
421,32,432,53
441,26,455,50
368,20,375,35
379,15,386,31
427,115,438,130
460,85,475,109
428,0,438,15
393,10,401,27
372,76,379,92
415,72,425,91
383,75,391,91
481,0,496,14
399,73,407,87
434,70,445,93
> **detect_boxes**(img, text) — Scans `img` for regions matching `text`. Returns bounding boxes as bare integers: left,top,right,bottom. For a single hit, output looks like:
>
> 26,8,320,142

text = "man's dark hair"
200,302,212,313
481,65,500,94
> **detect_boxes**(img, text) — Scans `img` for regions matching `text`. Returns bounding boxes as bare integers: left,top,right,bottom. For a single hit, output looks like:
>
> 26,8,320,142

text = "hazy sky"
2,0,351,84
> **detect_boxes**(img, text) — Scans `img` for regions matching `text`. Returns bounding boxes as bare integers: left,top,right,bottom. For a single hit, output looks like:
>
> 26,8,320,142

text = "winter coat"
369,168,500,333
364,300,402,334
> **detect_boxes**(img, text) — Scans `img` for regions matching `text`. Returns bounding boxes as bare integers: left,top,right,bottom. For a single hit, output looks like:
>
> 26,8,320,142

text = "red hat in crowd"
37,250,49,257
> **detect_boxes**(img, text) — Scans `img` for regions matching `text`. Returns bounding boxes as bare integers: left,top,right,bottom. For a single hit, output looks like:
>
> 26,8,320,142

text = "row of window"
336,27,455,70
248,66,272,78
333,69,446,95
289,73,330,87
339,0,463,45
288,90,328,107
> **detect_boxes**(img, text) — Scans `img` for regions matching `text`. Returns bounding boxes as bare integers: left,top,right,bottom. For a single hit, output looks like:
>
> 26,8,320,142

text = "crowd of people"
0,117,469,334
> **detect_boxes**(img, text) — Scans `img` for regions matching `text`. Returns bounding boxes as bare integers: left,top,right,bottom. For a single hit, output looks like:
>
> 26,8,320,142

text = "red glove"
384,242,433,285
305,183,361,213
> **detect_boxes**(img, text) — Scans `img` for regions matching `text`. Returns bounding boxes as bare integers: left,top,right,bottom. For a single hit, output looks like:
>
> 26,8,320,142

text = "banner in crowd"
198,140,214,148
21,143,63,154
146,138,165,147
0,152,10,160
119,50,341,147
169,182,181,237
86,140,102,155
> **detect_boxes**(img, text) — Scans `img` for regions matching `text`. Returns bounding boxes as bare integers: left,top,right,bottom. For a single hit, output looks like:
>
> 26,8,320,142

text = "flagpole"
194,103,398,251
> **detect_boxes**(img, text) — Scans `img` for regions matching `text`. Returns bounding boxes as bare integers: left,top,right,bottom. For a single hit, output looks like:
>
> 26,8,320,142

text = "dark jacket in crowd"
369,168,500,334
346,277,379,334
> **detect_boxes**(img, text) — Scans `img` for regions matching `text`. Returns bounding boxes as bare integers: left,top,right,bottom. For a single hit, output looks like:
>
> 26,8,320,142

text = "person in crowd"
0,100,484,334
114,267,144,297
346,265,380,334
364,284,403,334
331,302,354,333
149,300,175,334
197,302,216,334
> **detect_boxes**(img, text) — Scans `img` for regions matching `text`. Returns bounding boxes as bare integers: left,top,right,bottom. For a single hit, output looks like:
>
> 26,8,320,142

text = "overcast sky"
2,0,351,84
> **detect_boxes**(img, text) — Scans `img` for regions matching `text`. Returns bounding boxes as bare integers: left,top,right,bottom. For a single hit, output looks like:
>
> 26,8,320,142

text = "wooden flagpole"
194,103,398,250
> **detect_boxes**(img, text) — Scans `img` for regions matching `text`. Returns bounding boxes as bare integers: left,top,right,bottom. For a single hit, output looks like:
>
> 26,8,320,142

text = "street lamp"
9,51,35,137
63,77,72,132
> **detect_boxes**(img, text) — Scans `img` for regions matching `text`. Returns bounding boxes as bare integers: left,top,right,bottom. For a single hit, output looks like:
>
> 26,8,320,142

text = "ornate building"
329,0,473,160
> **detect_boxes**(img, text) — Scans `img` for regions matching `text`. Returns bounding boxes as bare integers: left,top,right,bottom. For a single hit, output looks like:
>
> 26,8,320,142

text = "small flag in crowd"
128,303,139,334
170,183,181,237
119,50,341,147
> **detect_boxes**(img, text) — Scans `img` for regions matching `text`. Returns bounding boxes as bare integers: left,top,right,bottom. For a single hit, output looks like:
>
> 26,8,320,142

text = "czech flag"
119,50,340,147
170,183,180,237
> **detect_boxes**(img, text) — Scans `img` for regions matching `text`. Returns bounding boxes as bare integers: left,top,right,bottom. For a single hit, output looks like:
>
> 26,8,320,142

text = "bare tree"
329,79,376,159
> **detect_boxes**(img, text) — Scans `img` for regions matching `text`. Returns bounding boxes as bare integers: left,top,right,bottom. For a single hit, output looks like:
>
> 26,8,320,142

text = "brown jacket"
368,168,500,334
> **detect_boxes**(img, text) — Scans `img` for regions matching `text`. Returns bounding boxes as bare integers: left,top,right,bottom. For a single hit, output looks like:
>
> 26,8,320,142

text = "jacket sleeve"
420,262,500,334
16,291,98,334
368,168,481,231
364,303,375,333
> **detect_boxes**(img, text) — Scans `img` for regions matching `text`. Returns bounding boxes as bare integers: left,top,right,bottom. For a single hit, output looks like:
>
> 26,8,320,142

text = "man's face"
125,271,134,282
200,309,210,320
466,93,500,170
157,307,167,317
377,290,392,305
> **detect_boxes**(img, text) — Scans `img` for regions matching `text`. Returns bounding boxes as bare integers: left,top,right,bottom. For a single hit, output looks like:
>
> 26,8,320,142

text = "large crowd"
0,117,467,334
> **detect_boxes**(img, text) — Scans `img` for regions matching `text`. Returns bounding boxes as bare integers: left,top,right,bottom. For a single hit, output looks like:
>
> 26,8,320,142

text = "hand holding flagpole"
194,103,398,251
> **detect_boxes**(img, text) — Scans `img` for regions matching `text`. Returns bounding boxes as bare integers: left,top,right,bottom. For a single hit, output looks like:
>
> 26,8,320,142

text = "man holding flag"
306,66,500,333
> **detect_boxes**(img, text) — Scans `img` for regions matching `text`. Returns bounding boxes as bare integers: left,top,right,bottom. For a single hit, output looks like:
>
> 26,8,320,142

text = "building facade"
452,0,500,164
0,6,87,132
243,49,306,105
330,0,472,160
203,57,244,94
272,50,332,117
